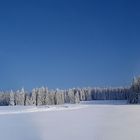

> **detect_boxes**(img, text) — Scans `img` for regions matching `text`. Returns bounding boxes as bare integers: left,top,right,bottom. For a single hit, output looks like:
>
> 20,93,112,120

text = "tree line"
0,77,140,106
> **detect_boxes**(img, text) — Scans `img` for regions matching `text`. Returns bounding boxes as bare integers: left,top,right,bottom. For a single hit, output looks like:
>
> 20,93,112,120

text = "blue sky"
0,0,140,90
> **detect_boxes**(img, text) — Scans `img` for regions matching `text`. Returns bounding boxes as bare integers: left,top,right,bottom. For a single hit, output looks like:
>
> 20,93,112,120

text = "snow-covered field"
0,100,140,140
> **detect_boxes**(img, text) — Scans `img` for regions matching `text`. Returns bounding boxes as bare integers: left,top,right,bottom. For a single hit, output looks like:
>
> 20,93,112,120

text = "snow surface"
0,100,140,140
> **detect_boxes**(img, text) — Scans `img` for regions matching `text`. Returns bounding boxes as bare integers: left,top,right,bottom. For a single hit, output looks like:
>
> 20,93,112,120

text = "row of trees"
0,76,140,106
0,86,131,106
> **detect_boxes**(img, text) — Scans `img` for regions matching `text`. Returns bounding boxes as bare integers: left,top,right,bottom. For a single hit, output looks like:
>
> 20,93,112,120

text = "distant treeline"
0,87,130,106
0,77,140,106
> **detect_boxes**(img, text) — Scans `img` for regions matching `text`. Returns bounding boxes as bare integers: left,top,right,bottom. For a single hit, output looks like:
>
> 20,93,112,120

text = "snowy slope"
0,101,140,140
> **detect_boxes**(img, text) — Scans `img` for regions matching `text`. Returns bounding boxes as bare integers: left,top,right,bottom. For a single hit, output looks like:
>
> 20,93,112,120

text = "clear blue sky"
0,0,140,90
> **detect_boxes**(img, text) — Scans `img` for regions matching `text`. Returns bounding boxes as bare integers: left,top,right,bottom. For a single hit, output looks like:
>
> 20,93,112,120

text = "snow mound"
0,104,88,115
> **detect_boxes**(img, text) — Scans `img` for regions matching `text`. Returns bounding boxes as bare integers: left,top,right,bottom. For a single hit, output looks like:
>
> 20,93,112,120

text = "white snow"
0,104,88,115
0,100,140,140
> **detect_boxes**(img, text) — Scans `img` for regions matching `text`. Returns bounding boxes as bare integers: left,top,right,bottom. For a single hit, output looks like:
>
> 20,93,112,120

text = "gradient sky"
0,0,140,90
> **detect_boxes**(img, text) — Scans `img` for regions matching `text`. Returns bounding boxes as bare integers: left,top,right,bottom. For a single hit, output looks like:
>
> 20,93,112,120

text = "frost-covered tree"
0,91,10,106
14,88,25,105
9,90,15,106
55,89,64,105
128,76,140,103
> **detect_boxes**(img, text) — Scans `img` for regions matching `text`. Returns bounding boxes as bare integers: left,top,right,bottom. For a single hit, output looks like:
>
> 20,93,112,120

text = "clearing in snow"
0,100,139,140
